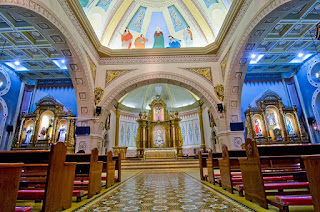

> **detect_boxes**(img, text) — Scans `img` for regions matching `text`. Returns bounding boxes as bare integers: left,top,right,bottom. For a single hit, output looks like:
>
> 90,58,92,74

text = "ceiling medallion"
182,67,212,83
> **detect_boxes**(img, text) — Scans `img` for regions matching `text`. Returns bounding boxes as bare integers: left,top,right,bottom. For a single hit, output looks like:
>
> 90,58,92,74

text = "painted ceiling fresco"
79,0,230,49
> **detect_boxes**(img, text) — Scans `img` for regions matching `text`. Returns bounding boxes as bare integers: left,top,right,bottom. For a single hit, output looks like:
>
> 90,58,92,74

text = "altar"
144,148,177,160
136,94,183,158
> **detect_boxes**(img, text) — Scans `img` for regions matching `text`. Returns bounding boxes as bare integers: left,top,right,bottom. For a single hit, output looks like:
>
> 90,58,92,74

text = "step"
121,159,199,170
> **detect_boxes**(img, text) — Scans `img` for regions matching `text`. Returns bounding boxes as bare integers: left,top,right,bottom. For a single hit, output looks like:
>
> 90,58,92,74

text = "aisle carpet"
72,171,255,212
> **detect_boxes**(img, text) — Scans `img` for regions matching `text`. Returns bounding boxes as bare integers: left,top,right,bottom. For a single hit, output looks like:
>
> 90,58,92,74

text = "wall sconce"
308,117,320,133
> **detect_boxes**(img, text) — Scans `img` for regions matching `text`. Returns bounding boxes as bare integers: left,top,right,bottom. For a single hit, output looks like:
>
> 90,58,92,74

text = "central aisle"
74,171,254,212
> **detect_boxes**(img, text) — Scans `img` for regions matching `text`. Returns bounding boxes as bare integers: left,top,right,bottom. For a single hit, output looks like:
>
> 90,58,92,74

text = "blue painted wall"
145,12,170,48
30,86,77,115
0,68,22,150
296,61,320,142
241,81,290,121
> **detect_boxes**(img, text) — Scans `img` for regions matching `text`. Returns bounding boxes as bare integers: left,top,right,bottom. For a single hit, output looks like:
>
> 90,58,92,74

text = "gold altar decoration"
136,95,183,158
214,84,224,101
245,91,308,144
87,54,96,81
106,70,129,85
14,96,76,152
183,67,212,83
94,87,104,105
144,148,176,160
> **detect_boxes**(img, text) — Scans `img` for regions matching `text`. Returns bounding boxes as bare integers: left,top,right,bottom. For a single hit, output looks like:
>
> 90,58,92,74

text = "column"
278,100,288,142
114,105,120,147
198,104,206,151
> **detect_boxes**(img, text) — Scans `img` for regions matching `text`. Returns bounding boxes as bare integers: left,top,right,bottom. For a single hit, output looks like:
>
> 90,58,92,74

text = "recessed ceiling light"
251,54,256,59
298,53,304,58
14,61,20,66
61,59,65,63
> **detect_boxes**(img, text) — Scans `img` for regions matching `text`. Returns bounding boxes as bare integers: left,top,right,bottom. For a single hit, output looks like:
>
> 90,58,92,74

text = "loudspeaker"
230,122,244,131
75,126,90,135
6,125,13,133
95,106,102,116
308,117,315,125
217,103,223,113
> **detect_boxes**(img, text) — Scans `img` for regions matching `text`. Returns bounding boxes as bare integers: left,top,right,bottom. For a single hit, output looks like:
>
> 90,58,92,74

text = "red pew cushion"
275,196,313,206
18,190,84,200
236,182,309,191
214,173,241,177
219,176,288,184
15,207,32,212
75,176,107,181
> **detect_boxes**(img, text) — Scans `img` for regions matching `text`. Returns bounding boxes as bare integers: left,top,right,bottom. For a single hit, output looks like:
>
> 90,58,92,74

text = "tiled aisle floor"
74,170,254,212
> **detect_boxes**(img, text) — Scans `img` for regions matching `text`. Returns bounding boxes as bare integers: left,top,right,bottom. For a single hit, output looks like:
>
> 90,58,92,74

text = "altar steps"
122,159,199,170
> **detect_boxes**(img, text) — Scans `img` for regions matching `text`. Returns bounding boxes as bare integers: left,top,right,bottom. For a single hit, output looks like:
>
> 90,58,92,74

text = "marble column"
114,105,120,147
198,104,206,151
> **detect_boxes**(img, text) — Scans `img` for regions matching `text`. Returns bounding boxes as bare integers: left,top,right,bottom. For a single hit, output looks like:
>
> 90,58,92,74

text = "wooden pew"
66,148,103,199
0,163,28,212
239,138,310,210
274,155,320,211
98,152,121,187
199,151,209,180
0,143,77,212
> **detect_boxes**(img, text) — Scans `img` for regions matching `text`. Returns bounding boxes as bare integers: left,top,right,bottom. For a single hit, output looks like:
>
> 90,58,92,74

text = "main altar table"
144,148,176,160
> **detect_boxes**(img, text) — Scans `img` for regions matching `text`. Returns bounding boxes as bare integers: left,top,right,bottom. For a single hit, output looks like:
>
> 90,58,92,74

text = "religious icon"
254,119,262,136
286,117,295,135
134,34,148,49
183,26,193,47
57,124,67,142
266,112,276,126
120,28,133,49
168,36,181,48
24,126,33,145
39,127,47,140
105,112,111,130
154,104,164,121
208,110,215,128
153,27,164,48
154,130,164,147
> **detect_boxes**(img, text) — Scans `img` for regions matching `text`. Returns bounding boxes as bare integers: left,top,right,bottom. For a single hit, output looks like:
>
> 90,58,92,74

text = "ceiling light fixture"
14,61,20,66
61,59,65,63
298,53,304,58
251,54,256,59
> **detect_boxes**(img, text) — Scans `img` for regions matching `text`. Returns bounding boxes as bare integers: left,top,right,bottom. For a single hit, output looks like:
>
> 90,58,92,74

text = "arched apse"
223,0,308,125
0,1,95,117
96,70,234,146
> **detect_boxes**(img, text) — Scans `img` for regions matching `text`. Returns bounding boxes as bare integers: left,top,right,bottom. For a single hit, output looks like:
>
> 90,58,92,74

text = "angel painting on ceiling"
183,26,193,47
120,28,133,49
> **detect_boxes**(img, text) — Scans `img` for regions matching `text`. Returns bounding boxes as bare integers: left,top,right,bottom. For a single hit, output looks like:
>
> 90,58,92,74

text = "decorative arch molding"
0,66,11,96
312,88,320,128
0,0,95,117
99,72,227,131
305,55,320,88
224,0,295,123
0,97,8,145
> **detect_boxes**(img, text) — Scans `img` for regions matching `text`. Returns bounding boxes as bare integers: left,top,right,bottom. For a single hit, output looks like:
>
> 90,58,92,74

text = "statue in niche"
57,124,67,142
39,127,47,140
155,130,164,147
286,117,295,135
254,119,262,136
24,126,33,145
266,112,276,126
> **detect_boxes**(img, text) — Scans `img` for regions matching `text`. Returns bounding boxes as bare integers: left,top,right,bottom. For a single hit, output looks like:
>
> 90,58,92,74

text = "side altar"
136,95,183,158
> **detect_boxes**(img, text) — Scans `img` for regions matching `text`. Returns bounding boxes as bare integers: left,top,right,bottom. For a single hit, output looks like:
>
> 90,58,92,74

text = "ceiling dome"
119,83,199,110
79,0,230,49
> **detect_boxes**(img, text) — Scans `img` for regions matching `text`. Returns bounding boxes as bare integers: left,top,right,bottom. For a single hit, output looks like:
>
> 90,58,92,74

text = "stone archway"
0,0,95,117
93,71,242,148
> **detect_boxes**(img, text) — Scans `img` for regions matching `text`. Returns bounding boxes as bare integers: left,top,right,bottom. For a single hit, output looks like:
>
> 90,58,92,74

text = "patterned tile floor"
74,171,254,212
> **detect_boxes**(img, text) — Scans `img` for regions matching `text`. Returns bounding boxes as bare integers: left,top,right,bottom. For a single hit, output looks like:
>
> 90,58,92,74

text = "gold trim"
182,67,212,83
106,70,130,85
214,84,224,102
87,54,96,81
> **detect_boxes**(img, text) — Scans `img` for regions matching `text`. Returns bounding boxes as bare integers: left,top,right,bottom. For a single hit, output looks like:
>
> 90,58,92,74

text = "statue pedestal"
113,146,128,159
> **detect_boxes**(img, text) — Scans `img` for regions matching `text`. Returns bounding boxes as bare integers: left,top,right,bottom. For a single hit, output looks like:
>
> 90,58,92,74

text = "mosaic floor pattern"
74,171,254,212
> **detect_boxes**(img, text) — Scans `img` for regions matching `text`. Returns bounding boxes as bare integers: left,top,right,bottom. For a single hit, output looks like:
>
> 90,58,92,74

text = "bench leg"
239,191,244,197
76,197,81,202
280,206,289,212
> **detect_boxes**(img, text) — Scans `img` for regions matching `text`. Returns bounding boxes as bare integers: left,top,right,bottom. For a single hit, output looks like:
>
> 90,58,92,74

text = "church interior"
1,0,320,211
